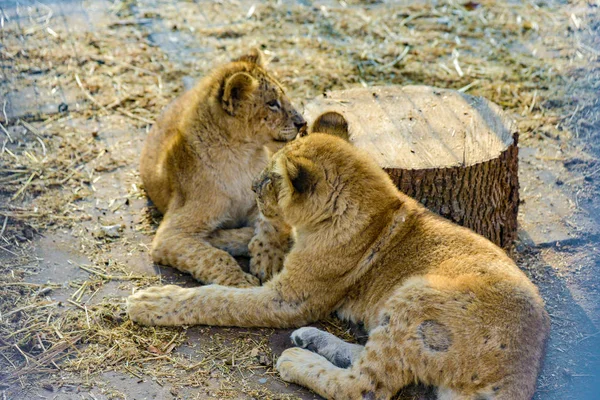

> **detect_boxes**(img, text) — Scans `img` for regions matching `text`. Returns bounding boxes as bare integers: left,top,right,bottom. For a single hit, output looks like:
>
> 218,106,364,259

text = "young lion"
129,130,549,399
140,48,305,287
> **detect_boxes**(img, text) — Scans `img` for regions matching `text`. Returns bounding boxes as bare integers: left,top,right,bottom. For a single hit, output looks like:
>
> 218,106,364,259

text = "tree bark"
304,85,519,250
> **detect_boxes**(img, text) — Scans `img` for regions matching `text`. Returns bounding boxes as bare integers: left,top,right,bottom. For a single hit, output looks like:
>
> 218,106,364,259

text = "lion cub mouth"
274,137,294,143
278,119,307,142
276,129,303,142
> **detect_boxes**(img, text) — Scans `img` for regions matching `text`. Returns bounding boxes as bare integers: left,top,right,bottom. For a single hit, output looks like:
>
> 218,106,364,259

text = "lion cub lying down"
140,48,305,287
129,129,549,399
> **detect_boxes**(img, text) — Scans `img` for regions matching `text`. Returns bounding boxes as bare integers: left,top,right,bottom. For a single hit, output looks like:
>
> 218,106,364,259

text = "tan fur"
140,48,304,286
308,111,349,140
130,130,549,399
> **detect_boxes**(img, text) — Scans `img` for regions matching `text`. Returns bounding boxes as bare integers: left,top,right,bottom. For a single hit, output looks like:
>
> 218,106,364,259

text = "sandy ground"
1,0,599,399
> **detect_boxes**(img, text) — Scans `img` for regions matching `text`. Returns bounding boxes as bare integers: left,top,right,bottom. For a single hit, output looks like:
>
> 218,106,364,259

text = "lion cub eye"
267,99,281,111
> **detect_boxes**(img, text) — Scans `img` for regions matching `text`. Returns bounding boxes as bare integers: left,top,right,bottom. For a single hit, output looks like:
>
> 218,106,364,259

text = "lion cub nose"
294,119,307,134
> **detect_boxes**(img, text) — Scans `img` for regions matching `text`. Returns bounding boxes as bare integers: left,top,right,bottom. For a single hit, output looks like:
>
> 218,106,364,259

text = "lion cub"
129,122,549,399
140,48,305,287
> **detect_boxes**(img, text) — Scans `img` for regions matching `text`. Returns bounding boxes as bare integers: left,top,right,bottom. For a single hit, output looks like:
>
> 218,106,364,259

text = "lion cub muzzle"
276,110,307,142
292,112,308,136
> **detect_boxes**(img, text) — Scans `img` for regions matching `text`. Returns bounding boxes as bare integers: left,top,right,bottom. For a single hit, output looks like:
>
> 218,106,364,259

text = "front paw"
249,238,285,283
127,285,193,326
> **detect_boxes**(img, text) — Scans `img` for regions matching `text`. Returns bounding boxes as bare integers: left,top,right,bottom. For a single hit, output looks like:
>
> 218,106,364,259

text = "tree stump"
304,85,519,250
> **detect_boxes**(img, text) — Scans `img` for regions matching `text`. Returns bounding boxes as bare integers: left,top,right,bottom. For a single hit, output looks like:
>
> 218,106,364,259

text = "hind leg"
278,324,410,400
277,303,455,400
276,349,384,400
207,227,255,257
278,275,546,400
372,275,545,400
291,327,364,368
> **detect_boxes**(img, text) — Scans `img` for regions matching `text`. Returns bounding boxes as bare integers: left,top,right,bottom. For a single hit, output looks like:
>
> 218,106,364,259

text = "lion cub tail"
310,111,350,141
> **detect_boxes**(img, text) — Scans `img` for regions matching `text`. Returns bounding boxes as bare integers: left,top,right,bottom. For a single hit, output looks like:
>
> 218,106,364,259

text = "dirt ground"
1,0,599,399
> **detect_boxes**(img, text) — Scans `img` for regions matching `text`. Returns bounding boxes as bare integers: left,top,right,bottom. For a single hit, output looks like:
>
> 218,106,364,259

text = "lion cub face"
253,133,371,229
253,112,357,226
253,111,396,230
222,49,306,143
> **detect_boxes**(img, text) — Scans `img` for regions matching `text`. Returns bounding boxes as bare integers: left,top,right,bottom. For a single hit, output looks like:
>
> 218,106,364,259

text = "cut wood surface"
304,85,519,249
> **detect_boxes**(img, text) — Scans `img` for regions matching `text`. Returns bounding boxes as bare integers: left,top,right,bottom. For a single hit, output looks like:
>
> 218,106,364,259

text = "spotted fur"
130,130,549,399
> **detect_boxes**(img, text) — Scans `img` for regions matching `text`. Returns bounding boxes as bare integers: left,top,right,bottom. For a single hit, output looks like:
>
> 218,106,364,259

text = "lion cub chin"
139,48,305,287
129,115,549,400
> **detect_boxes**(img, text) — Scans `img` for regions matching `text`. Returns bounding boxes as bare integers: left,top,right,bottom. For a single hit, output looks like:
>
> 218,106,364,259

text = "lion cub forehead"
241,66,284,92
299,134,354,156
261,74,285,94
271,135,355,174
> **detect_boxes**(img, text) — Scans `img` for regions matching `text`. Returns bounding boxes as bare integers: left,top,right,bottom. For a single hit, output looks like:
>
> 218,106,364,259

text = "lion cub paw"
291,327,361,368
277,347,326,383
291,327,325,350
248,235,286,283
127,285,194,326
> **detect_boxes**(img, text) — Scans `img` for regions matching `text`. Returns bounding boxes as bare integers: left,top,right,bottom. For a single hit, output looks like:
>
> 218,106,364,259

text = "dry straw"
1,0,598,398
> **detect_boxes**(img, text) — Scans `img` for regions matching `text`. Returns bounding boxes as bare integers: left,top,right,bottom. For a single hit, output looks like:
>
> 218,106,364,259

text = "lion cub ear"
222,72,258,115
233,48,266,68
285,157,317,194
310,111,350,141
